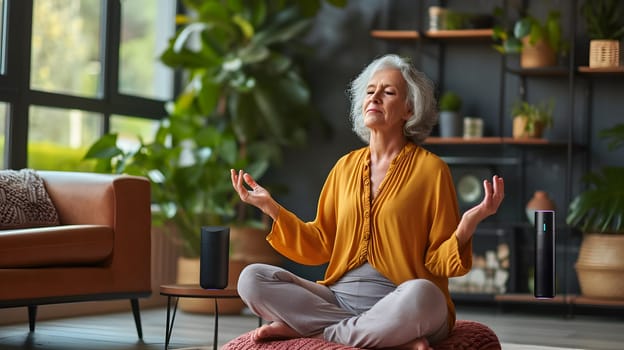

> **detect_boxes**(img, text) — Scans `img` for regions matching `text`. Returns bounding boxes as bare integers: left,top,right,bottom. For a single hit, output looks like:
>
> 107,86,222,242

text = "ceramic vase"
525,190,555,225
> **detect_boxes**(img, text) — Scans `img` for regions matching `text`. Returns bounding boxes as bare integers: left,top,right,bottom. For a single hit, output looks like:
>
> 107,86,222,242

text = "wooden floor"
0,304,623,350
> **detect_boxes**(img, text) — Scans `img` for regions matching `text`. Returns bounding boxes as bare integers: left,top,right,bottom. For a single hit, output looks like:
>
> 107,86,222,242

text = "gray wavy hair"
348,54,437,144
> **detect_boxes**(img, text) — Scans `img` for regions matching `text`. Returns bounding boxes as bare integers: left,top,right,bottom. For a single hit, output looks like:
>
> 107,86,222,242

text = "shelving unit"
371,1,624,312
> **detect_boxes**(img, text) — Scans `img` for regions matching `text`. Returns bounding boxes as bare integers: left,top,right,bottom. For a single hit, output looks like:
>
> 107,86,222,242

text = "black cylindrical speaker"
534,210,555,298
200,226,229,289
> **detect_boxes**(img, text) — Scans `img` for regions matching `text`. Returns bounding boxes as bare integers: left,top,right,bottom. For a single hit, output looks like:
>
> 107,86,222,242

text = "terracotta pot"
230,226,282,264
575,234,624,299
176,257,247,314
521,37,556,68
525,190,556,225
512,115,544,139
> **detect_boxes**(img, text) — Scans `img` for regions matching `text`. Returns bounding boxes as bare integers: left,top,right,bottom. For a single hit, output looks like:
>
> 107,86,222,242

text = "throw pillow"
0,169,60,229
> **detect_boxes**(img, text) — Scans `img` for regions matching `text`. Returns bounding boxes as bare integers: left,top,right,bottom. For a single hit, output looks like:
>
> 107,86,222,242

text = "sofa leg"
130,299,143,339
28,305,37,332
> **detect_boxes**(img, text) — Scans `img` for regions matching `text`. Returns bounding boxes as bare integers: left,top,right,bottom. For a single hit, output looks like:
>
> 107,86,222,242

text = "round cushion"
222,320,501,350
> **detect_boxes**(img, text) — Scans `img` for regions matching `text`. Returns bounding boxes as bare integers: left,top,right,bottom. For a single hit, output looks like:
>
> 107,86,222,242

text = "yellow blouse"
267,142,472,331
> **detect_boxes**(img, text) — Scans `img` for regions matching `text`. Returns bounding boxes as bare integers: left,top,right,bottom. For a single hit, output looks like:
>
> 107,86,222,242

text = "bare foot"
392,337,432,350
251,321,302,342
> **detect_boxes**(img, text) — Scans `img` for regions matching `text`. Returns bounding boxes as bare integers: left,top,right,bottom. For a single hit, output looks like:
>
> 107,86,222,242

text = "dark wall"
268,1,624,282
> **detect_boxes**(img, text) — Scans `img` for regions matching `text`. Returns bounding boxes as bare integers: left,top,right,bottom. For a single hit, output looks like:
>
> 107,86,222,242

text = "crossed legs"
237,264,448,349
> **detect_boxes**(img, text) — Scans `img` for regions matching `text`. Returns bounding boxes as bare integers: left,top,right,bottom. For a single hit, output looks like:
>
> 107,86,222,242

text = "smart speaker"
200,226,229,289
534,210,555,298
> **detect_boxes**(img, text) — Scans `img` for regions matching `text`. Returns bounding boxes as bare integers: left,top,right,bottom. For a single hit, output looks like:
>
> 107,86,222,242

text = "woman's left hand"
470,175,505,219
456,175,505,246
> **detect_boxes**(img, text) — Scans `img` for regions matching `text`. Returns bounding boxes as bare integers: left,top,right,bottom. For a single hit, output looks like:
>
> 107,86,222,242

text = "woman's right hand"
230,169,279,220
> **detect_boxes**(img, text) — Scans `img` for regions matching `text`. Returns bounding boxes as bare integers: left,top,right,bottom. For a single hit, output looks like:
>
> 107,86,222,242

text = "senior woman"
231,53,505,350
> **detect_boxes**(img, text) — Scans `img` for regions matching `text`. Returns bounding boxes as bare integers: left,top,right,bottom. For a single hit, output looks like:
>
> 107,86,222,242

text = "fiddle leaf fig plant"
84,0,347,257
566,123,624,234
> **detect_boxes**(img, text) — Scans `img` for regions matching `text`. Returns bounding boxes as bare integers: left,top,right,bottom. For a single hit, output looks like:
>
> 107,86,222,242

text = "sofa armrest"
39,171,151,289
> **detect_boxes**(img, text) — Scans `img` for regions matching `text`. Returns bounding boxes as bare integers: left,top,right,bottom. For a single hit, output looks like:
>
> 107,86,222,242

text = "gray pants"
237,263,449,348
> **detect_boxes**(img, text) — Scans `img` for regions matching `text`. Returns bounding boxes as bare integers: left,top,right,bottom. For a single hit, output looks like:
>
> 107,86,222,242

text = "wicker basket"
575,234,624,299
589,40,620,68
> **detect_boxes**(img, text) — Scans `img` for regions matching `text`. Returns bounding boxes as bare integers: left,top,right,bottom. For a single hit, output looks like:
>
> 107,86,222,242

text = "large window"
2,0,176,170
30,0,102,97
119,0,174,100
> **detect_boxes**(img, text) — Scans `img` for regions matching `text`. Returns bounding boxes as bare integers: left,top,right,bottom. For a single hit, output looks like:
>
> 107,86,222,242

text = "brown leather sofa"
0,171,151,338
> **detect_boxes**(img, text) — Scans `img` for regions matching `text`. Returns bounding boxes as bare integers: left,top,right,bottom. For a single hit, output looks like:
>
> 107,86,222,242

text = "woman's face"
362,68,411,134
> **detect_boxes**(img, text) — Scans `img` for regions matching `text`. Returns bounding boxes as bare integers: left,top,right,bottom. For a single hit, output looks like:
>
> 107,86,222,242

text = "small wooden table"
160,284,241,350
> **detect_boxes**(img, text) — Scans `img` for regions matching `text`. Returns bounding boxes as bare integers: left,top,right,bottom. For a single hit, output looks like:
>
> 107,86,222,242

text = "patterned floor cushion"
221,320,501,350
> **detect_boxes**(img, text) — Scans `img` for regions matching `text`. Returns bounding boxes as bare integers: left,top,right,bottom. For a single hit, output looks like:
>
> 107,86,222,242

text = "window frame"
2,0,176,169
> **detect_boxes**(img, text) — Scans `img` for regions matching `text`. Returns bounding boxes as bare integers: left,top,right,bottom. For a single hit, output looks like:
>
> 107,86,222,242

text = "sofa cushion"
0,169,60,229
0,225,114,268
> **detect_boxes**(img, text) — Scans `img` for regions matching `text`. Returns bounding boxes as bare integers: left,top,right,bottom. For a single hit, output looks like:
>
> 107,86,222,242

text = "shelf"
572,296,624,307
424,29,493,39
370,29,493,41
425,137,503,144
495,293,570,304
495,293,624,307
425,137,560,145
506,66,569,77
451,292,497,302
578,66,624,75
370,30,420,40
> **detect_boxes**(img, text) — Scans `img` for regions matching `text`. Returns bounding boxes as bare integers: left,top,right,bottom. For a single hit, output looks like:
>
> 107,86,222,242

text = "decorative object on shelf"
449,228,513,295
492,8,567,68
428,6,447,31
525,190,556,225
436,9,494,31
438,91,463,137
463,116,483,138
580,0,624,68
511,99,554,139
567,123,624,299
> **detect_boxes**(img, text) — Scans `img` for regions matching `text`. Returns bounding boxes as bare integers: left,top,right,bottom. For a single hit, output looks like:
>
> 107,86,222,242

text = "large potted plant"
492,8,567,68
566,123,624,299
85,0,345,313
580,0,624,68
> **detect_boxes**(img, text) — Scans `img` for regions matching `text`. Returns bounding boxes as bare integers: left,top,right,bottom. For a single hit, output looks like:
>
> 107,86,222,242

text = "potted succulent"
438,91,463,138
492,8,567,68
85,0,346,313
510,99,554,139
580,0,624,68
566,123,624,299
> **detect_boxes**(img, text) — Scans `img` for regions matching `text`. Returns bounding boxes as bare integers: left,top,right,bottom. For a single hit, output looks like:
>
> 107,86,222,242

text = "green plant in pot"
85,0,346,312
567,123,624,299
511,99,554,139
438,91,462,138
492,8,567,68
580,0,624,68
